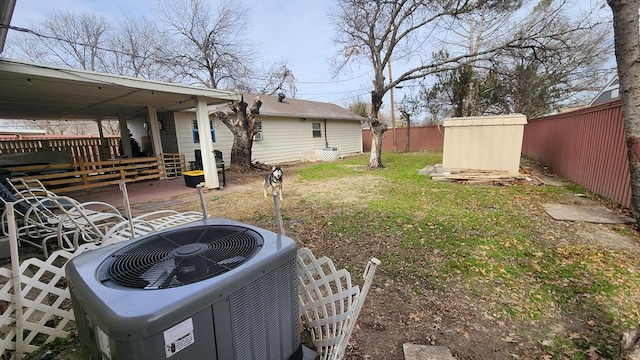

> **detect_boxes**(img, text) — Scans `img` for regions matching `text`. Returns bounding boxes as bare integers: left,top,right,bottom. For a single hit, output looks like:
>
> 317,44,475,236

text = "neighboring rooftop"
590,76,619,106
210,92,365,122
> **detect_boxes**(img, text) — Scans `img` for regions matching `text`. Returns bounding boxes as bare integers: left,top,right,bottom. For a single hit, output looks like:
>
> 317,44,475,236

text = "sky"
6,0,374,107
6,0,616,114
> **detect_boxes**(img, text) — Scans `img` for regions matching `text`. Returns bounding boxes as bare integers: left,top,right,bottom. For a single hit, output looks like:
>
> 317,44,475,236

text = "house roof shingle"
212,93,365,122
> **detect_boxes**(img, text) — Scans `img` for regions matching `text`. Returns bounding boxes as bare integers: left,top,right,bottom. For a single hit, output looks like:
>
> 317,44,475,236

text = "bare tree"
214,97,262,171
347,98,369,119
249,63,298,97
608,2,640,222
12,10,109,71
107,15,174,80
397,92,422,152
602,2,640,354
331,0,608,168
156,0,255,89
157,0,298,170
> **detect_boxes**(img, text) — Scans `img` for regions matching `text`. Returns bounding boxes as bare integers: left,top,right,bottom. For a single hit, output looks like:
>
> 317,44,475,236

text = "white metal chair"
297,248,380,360
101,210,206,246
45,195,125,253
1,182,126,257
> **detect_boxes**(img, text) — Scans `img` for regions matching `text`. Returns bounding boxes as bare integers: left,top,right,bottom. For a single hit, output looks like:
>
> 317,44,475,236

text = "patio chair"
297,248,380,360
0,181,52,247
101,210,206,246
1,180,125,257
7,178,77,211
43,195,125,254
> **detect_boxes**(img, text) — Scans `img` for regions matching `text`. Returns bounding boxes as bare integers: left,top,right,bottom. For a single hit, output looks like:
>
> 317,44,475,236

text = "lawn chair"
101,210,206,247
297,248,380,360
1,179,125,257
43,195,125,254
0,181,54,248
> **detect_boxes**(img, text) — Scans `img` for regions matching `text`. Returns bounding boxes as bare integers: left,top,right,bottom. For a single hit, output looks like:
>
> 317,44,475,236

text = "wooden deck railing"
0,136,121,164
2,153,185,194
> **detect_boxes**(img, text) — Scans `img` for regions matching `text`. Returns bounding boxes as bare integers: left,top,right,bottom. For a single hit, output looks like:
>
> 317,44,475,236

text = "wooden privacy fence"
362,125,445,152
1,153,185,194
522,100,632,209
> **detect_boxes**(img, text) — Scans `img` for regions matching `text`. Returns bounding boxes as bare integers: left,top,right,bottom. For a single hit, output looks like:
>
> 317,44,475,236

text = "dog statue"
263,166,283,200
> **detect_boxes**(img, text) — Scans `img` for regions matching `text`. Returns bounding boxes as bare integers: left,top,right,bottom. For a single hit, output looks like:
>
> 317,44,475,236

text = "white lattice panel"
300,149,341,163
0,210,198,359
0,243,100,359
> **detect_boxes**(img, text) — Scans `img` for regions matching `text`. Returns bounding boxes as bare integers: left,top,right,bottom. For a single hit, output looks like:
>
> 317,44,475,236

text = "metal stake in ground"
196,185,208,218
119,181,134,235
273,194,285,248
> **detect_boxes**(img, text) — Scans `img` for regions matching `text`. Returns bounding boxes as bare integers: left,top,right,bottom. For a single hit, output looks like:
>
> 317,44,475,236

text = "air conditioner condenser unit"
66,218,302,360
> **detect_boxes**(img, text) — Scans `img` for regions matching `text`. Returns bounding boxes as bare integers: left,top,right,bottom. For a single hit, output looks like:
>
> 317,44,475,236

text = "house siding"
174,112,362,166
174,112,233,167
252,117,362,164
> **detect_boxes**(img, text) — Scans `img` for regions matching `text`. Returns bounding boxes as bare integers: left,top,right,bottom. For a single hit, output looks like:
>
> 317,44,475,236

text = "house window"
611,88,619,98
252,121,263,140
192,119,216,143
312,122,322,138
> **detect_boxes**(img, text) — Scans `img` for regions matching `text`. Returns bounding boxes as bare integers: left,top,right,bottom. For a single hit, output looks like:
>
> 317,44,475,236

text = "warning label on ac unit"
163,318,195,358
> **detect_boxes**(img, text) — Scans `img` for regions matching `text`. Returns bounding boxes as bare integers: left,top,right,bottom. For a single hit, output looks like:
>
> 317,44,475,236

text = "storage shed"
442,114,527,175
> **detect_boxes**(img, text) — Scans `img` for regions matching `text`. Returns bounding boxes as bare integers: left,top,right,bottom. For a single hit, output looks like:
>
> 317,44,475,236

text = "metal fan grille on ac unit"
97,225,264,289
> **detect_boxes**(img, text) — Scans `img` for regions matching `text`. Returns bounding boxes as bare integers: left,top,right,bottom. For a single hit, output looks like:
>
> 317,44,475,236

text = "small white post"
7,203,25,356
196,185,208,219
272,194,284,249
119,181,134,235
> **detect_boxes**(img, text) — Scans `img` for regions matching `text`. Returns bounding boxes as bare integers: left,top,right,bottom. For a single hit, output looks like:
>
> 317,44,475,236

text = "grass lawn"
256,151,640,360
39,151,640,360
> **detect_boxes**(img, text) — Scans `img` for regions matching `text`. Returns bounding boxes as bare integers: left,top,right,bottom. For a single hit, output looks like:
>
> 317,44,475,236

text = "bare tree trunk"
609,0,640,224
368,91,387,168
405,120,411,153
215,96,262,172
608,1,640,356
368,123,387,168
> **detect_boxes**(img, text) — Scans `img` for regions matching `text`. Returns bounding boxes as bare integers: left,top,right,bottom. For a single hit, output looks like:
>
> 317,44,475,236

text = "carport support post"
194,97,219,189
117,114,133,158
147,107,166,179
96,118,110,160
147,107,164,156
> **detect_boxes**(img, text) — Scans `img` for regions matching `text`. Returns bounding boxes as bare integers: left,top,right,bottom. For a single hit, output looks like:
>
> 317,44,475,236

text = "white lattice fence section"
0,243,100,359
299,149,341,163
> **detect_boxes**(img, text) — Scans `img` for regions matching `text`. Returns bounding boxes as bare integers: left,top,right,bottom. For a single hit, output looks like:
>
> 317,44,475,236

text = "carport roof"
0,58,242,120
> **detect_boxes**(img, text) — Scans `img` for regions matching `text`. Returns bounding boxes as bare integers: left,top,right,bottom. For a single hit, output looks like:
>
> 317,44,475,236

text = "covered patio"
0,58,241,189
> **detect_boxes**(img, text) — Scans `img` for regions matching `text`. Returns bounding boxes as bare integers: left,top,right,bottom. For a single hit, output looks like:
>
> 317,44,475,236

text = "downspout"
324,119,329,148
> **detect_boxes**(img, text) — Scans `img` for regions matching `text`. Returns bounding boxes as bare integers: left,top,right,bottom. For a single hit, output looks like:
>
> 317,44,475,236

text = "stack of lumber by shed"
419,164,538,185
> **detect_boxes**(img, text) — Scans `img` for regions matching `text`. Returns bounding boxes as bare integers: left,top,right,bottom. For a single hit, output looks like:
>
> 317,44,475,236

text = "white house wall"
173,112,231,167
174,112,362,166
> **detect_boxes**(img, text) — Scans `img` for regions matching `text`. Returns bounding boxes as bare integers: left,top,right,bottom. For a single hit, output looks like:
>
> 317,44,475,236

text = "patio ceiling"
0,58,241,120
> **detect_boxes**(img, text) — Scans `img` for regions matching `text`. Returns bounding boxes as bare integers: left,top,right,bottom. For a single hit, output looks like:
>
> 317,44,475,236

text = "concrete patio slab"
403,344,455,360
543,204,635,224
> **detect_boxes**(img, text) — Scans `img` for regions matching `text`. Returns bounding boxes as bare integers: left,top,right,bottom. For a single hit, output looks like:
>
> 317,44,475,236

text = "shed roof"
443,114,527,127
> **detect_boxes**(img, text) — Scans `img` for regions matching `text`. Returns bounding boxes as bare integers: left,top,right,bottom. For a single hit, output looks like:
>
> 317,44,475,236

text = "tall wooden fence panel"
362,125,445,152
522,100,632,208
